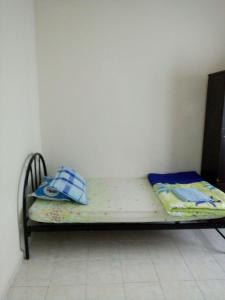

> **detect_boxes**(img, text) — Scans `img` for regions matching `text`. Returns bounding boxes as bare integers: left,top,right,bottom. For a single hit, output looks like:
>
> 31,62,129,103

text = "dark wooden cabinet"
201,70,225,191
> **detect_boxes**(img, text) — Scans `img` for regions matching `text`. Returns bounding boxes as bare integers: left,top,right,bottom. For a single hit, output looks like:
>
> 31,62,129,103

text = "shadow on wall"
167,71,208,172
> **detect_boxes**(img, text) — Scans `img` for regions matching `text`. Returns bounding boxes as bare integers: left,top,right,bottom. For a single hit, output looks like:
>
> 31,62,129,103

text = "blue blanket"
148,171,203,186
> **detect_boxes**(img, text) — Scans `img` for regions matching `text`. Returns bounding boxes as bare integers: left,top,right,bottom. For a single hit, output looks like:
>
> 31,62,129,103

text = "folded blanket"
148,171,203,185
148,172,225,217
153,182,225,217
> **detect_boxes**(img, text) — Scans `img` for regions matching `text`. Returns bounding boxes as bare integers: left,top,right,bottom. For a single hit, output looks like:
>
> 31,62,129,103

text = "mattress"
29,178,225,224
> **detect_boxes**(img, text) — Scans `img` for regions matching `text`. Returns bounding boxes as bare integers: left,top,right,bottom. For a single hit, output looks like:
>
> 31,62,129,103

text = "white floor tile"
45,286,86,300
185,256,225,280
173,231,213,260
213,253,225,272
50,259,87,286
86,231,121,242
121,260,158,283
86,284,125,300
124,282,165,300
13,259,53,286
59,231,92,242
177,244,212,261
56,240,89,261
154,262,193,281
161,280,204,300
87,258,123,284
88,240,120,260
30,236,58,261
10,230,225,300
149,239,184,264
119,241,151,260
171,230,209,250
147,230,174,242
200,229,225,252
113,230,155,241
7,286,47,300
197,280,225,300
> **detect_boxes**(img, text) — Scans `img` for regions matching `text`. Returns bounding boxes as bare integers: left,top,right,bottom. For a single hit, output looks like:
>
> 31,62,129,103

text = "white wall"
0,0,41,298
35,0,225,177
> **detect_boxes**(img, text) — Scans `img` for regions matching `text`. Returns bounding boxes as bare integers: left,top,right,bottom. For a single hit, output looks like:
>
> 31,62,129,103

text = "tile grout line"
147,243,167,300
170,231,208,300
176,230,225,279
195,280,208,300
199,229,225,269
43,285,50,300
84,284,88,300
118,242,129,300
85,239,91,300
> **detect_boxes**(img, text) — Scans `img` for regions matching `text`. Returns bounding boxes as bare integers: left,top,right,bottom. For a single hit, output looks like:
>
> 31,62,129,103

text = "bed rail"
22,153,47,259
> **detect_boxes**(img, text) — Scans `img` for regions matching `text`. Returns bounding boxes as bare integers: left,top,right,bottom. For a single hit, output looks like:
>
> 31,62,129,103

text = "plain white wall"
35,0,225,177
0,0,41,298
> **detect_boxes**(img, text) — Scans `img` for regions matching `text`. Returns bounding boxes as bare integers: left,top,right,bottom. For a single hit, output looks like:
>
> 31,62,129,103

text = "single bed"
23,153,225,259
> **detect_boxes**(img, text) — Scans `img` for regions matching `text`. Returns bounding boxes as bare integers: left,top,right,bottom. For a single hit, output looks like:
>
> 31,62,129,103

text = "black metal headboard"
23,153,47,223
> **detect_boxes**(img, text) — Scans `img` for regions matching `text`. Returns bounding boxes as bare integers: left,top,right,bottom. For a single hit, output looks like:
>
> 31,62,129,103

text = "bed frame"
23,153,225,259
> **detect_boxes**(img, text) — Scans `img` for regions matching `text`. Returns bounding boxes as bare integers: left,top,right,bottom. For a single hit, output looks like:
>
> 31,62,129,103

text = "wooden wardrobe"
201,70,225,191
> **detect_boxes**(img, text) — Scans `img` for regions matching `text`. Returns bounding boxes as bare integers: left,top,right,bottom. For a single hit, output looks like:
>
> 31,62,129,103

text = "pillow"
49,166,88,205
31,176,71,201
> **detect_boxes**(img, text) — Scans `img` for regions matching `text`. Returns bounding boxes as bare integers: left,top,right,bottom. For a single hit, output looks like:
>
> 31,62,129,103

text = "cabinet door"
201,75,225,182
218,96,225,182
218,135,225,182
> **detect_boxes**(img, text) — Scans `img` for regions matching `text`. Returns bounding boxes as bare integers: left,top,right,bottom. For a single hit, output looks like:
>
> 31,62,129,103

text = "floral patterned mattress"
29,178,224,224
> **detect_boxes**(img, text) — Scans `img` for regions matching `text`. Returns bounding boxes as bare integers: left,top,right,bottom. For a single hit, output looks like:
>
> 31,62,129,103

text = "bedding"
49,166,87,204
171,187,214,204
29,178,225,224
31,176,71,201
150,178,225,217
148,171,203,185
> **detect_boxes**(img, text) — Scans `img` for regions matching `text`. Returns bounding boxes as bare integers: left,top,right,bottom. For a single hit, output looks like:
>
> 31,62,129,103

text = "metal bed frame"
23,153,225,259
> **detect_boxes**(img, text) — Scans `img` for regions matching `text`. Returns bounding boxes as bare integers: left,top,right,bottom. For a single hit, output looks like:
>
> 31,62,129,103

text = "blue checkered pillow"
49,166,88,204
31,176,71,201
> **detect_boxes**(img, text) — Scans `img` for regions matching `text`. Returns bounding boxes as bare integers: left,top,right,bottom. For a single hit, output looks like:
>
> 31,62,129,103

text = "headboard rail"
23,153,47,222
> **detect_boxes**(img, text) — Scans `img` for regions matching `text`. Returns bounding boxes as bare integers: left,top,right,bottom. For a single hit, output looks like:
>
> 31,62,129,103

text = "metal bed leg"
215,228,225,240
24,232,30,260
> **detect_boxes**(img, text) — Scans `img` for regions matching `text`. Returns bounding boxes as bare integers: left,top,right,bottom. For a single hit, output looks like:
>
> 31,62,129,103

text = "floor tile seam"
180,245,225,279
148,252,167,300
195,278,208,300
171,234,203,280
212,253,225,272
43,285,49,300
154,273,167,300
171,232,213,300
12,283,50,288
170,231,215,256
197,278,225,282
84,284,88,300
200,228,225,253
121,282,128,300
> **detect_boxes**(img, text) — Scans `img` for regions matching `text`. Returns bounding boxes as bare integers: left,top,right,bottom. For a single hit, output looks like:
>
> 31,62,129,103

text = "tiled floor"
7,229,225,300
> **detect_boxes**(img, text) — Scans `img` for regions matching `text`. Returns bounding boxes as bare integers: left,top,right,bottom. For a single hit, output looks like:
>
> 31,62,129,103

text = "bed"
23,153,225,259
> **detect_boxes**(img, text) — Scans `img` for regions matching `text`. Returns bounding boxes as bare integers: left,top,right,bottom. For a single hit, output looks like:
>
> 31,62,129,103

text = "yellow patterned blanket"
153,181,225,217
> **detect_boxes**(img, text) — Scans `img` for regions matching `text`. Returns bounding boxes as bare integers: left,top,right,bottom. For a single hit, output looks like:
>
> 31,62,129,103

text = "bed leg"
24,232,30,260
215,228,225,240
